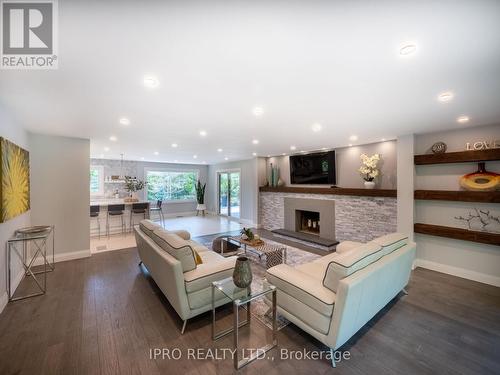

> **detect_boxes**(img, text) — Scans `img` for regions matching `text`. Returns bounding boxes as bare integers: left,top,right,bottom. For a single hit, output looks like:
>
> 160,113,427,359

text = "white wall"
268,140,397,189
207,158,259,226
414,123,500,286
30,133,91,261
90,158,208,215
0,107,31,312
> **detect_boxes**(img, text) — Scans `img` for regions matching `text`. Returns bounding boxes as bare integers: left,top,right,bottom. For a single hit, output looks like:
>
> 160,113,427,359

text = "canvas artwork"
0,137,30,223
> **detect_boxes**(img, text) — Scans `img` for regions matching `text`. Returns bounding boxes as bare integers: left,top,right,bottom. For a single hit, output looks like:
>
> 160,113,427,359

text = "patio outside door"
218,171,240,218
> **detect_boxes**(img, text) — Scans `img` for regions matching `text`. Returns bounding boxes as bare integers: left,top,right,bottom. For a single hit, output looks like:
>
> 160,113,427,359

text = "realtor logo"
1,0,58,69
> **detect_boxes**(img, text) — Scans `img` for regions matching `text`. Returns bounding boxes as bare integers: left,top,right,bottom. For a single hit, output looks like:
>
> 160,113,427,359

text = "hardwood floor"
0,237,499,374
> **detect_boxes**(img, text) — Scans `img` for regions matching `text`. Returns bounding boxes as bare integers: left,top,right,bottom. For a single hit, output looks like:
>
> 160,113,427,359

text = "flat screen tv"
290,151,336,185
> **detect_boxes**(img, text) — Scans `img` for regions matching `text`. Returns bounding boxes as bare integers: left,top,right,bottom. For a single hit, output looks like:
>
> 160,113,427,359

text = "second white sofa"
266,232,416,366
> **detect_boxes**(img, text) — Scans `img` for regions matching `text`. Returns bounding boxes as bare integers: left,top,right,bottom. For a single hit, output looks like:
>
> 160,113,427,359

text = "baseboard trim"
32,249,91,267
0,268,26,314
414,258,500,287
0,292,7,315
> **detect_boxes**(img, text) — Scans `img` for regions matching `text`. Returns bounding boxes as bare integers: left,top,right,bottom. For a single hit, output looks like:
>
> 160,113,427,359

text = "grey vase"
233,256,253,288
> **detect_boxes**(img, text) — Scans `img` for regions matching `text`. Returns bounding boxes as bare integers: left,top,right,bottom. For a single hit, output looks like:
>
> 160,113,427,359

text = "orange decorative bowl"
460,163,500,191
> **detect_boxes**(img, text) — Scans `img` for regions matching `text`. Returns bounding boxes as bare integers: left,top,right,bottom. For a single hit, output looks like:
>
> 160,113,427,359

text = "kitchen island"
90,199,151,236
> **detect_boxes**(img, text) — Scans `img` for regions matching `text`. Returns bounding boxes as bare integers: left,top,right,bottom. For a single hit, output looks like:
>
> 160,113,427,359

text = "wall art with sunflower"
0,137,30,223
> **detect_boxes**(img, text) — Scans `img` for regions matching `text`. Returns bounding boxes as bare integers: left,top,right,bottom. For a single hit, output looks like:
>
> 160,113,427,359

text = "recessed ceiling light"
143,75,159,88
119,117,130,126
217,148,223,152
438,91,454,102
109,135,117,142
267,155,271,157
141,157,145,160
104,147,110,152
457,115,470,124
300,150,306,153
381,138,386,142
171,143,178,148
349,135,358,141
193,154,198,159
252,139,259,145
281,153,286,156
399,43,417,56
224,157,229,161
311,123,322,132
290,146,297,151
253,106,264,117
252,152,257,156
199,130,207,137
154,151,159,155
348,144,353,147
321,147,327,150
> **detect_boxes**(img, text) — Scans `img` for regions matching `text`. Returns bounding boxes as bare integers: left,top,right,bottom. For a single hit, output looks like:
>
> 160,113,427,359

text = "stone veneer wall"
260,192,397,242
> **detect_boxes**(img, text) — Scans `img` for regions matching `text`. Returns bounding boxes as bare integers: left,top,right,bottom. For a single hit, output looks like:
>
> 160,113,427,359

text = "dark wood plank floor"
0,235,499,374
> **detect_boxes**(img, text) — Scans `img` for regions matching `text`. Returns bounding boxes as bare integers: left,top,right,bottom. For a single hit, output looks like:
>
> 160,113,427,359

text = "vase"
233,256,253,288
364,181,376,189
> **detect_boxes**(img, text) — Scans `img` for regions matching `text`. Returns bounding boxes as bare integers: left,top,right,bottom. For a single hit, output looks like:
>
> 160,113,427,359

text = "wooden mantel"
259,186,397,198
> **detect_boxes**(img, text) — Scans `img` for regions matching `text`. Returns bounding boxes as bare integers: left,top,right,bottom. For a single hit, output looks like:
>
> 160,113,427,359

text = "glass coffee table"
212,277,277,370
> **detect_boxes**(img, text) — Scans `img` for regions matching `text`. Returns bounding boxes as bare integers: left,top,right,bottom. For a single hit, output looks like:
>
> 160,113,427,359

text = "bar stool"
130,203,149,232
90,205,101,238
149,200,165,226
106,204,125,238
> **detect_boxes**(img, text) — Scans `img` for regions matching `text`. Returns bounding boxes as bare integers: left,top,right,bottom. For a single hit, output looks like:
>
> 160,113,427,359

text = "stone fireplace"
283,197,336,241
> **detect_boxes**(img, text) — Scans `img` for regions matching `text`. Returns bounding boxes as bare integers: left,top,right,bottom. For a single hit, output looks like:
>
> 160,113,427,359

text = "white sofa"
134,220,238,333
266,233,415,367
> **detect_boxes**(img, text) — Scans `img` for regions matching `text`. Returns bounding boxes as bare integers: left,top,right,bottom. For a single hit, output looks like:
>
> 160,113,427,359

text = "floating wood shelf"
414,223,500,246
414,190,500,203
414,149,500,165
259,186,397,197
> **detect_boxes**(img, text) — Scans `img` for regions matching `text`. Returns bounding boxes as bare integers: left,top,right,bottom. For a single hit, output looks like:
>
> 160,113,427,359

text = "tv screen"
290,151,336,185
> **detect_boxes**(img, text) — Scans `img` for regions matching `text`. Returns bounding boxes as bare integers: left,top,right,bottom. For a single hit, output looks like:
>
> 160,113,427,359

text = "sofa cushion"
184,256,237,293
295,261,328,279
170,230,191,241
267,264,335,317
139,219,163,237
370,233,408,254
151,229,197,272
322,242,383,293
335,240,364,254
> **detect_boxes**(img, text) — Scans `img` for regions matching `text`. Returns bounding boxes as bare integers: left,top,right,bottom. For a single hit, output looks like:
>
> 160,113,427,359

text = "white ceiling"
1,0,500,164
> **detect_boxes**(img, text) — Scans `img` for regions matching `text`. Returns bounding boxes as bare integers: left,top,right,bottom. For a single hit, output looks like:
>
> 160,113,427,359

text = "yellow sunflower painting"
0,137,30,223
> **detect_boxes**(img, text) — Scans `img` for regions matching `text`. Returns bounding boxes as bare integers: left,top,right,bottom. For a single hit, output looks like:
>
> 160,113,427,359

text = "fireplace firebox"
296,210,320,235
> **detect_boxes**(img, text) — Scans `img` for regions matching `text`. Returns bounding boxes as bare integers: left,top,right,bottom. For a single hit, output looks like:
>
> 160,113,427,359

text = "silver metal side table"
212,277,277,370
7,225,55,301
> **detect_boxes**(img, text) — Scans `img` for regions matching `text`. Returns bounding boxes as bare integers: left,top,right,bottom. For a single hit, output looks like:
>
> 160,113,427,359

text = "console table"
7,225,55,301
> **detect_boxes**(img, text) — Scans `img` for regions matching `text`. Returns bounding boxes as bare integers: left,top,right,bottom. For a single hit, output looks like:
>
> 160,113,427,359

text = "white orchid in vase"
359,153,380,188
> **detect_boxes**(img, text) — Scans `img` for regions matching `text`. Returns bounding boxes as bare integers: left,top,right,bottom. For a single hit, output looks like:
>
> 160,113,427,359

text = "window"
145,169,198,202
90,166,104,196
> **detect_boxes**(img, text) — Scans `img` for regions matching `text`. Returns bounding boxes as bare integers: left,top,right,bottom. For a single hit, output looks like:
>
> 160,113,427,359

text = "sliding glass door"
218,171,240,218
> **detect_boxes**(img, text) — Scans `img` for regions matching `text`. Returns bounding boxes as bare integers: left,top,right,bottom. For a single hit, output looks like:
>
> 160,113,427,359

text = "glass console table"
7,225,55,301
212,277,277,370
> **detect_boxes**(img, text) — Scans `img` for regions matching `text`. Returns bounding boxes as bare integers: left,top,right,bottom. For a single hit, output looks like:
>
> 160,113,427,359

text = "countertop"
90,199,150,206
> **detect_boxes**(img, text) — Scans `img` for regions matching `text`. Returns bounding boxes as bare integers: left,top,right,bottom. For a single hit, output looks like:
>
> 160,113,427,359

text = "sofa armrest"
266,264,335,316
336,241,363,254
171,230,191,240
184,256,236,293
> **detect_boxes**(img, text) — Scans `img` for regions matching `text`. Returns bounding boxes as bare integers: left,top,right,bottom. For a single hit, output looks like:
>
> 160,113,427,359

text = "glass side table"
212,277,277,370
7,225,55,301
